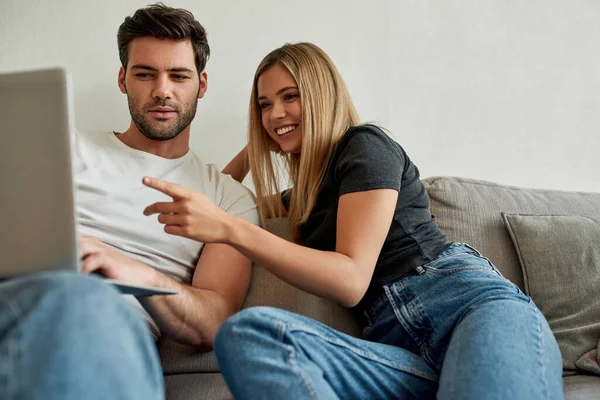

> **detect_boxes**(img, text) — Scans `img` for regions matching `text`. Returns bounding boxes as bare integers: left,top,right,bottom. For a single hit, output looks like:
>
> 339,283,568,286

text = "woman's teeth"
276,125,296,136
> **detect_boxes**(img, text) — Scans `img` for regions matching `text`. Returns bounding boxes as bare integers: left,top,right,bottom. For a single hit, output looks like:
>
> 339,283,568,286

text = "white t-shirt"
72,131,258,339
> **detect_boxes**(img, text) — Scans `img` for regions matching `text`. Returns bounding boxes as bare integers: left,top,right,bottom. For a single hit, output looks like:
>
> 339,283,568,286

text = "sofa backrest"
423,176,600,289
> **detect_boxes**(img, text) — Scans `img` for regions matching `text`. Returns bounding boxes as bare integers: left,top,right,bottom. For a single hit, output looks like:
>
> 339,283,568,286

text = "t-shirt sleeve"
334,126,406,196
216,174,260,227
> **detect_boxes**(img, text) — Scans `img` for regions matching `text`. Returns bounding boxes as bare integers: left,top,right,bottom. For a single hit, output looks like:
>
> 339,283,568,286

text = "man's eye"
172,75,189,81
136,73,152,79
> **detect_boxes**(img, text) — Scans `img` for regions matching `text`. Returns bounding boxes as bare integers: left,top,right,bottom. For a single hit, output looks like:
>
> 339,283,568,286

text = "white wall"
2,0,599,192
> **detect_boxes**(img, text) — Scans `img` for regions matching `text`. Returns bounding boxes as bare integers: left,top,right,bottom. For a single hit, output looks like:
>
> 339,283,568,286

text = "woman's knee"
216,307,279,342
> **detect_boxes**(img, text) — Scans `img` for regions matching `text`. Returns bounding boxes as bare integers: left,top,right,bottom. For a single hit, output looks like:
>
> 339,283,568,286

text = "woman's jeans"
215,243,563,400
0,271,164,400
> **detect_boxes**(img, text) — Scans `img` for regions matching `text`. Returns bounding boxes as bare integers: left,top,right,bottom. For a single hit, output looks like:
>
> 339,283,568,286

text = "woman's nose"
270,101,286,120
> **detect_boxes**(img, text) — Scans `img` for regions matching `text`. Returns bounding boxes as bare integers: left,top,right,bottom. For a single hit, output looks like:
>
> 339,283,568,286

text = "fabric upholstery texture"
164,373,230,400
503,213,600,375
422,176,600,289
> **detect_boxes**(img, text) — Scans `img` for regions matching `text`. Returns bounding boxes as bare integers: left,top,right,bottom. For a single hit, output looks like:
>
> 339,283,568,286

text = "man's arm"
139,243,251,349
80,237,252,349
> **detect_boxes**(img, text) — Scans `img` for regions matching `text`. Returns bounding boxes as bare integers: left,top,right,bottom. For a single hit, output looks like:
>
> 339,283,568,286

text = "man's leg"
0,271,164,400
214,306,438,400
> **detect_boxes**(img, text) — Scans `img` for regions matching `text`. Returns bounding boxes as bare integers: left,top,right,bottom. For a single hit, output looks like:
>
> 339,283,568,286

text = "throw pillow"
502,213,600,375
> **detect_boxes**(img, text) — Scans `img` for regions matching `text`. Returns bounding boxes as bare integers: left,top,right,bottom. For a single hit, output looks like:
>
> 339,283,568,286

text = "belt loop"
415,266,425,275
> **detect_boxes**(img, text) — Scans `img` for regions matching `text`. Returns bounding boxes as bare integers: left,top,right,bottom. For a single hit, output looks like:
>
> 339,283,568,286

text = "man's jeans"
215,243,563,400
0,271,164,400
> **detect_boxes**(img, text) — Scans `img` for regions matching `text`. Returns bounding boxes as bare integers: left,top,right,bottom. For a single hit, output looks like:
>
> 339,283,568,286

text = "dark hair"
117,3,210,73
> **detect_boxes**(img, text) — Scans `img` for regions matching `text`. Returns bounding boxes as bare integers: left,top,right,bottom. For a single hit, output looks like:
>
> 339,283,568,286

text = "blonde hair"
247,42,360,237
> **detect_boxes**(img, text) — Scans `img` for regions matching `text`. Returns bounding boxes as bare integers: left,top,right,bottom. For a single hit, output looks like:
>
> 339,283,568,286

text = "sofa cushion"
502,213,600,375
564,374,600,400
157,337,219,374
422,176,600,289
164,372,231,400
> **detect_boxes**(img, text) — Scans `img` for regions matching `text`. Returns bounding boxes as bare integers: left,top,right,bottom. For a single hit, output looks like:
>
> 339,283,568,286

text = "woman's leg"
0,271,164,400
438,297,562,399
379,243,563,400
214,306,438,400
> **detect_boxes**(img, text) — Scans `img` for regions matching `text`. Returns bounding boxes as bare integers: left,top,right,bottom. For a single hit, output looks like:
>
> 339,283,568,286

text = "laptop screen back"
0,68,78,277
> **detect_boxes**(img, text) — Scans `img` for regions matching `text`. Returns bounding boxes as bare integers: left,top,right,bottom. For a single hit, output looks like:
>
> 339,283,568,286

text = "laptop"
0,67,176,297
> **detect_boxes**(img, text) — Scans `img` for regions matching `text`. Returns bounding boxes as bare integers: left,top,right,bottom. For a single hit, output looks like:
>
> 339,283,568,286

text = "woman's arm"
226,189,396,307
142,177,396,308
221,147,249,183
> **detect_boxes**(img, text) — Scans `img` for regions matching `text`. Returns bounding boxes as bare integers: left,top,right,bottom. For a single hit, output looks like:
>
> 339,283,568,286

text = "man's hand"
79,234,156,285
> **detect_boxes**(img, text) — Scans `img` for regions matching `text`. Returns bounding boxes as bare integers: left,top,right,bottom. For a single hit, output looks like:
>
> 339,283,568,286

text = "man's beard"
128,97,198,141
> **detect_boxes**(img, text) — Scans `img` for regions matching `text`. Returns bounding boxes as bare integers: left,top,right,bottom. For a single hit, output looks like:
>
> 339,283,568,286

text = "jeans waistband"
363,243,484,320
435,242,482,258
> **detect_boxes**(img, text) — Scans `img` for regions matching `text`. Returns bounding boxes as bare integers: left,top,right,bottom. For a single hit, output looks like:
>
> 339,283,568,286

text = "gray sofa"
158,176,600,399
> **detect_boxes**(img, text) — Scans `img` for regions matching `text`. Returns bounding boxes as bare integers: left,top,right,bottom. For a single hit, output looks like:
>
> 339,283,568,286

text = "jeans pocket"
422,247,502,277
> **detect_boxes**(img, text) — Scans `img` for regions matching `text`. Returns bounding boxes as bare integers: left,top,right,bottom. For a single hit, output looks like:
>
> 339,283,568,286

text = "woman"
143,42,563,399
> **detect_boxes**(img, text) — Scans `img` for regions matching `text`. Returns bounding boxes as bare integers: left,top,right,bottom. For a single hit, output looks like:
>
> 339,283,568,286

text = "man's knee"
19,271,119,307
4,271,144,333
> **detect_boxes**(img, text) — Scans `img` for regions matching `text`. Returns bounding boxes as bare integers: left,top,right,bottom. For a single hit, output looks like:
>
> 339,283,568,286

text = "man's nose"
152,75,172,100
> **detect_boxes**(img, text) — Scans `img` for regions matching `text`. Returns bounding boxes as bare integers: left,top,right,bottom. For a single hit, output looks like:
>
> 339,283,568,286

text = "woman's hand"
222,146,249,183
142,177,233,243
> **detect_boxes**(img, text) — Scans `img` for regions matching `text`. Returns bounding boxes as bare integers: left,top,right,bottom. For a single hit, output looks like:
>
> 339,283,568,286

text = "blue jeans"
214,243,563,399
0,271,164,400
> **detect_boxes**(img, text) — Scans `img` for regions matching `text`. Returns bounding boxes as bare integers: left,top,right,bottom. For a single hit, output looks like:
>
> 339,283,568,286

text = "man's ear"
198,71,208,99
118,66,127,94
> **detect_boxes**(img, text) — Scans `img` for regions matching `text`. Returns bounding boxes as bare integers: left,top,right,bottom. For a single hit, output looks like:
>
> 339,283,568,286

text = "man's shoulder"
187,154,255,197
186,154,257,223
74,130,116,152
75,130,114,143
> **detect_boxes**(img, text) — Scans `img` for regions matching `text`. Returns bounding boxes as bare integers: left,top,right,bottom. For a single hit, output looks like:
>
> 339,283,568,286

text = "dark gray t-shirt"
282,124,449,313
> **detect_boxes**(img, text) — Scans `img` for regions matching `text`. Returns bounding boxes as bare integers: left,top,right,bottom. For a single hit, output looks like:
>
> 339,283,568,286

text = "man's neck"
115,124,190,159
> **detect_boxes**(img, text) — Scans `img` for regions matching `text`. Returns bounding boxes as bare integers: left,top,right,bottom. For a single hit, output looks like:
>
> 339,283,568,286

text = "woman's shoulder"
335,124,407,158
342,123,388,139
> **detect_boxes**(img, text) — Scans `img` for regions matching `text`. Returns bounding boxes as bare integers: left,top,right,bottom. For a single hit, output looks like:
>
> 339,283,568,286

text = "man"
0,3,258,399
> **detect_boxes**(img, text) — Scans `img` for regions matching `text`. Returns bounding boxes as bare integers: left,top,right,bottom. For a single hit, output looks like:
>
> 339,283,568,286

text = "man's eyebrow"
130,65,195,74
130,64,158,72
167,67,195,74
257,86,298,101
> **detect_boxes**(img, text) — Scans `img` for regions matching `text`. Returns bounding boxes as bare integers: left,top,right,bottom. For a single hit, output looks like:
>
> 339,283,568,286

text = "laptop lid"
0,68,79,277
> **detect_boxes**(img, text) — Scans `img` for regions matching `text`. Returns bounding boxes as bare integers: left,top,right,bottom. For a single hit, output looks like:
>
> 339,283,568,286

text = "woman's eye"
259,102,271,110
284,93,298,101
